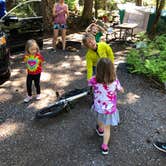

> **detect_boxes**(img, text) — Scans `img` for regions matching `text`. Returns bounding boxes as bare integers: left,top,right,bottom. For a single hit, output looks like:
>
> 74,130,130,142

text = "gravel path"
0,35,166,166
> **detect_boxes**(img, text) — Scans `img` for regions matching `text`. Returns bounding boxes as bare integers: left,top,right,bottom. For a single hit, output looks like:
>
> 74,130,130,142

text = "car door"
1,0,43,52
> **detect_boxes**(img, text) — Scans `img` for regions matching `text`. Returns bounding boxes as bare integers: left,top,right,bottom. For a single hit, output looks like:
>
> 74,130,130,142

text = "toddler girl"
24,39,44,103
88,58,124,155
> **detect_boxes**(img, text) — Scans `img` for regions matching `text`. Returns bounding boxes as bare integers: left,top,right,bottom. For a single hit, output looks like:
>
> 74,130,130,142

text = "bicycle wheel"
35,102,67,119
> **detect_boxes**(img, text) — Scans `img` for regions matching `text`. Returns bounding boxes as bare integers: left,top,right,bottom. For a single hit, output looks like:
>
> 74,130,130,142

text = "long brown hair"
96,58,116,84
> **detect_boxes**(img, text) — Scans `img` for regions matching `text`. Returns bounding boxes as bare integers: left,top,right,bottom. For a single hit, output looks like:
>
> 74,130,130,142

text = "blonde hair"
82,33,95,48
25,39,39,54
96,58,116,84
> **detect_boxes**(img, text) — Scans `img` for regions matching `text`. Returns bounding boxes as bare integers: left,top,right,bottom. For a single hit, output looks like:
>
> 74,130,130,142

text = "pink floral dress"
88,76,123,114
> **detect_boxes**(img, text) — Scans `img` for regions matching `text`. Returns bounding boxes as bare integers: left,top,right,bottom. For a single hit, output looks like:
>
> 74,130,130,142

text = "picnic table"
106,23,138,42
114,23,138,41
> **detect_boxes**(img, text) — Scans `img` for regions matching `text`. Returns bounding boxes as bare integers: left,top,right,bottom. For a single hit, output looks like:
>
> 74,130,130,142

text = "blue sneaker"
153,141,166,153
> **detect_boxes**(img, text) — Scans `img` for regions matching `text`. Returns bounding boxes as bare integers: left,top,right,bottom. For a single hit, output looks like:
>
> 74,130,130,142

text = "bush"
156,18,166,35
127,34,166,83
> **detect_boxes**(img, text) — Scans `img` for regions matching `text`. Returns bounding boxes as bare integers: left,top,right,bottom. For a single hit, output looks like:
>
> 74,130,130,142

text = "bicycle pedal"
65,105,71,112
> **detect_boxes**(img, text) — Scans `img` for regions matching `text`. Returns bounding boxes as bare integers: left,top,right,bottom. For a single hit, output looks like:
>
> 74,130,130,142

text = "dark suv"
0,31,10,85
0,0,43,84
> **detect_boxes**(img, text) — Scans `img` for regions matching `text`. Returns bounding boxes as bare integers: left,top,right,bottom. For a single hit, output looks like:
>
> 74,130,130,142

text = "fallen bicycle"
35,88,89,119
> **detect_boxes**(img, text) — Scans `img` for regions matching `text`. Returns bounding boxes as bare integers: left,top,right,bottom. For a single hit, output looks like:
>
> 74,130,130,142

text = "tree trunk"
81,0,93,26
6,0,17,10
136,0,142,6
150,0,165,38
94,0,99,18
41,0,54,33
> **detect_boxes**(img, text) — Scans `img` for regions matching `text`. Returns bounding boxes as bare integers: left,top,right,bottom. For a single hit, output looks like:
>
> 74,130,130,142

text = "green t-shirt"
95,32,103,43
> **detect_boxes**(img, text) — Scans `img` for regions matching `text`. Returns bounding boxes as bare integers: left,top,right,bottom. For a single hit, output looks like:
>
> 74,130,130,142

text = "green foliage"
153,34,166,50
9,1,41,17
127,35,166,83
156,18,166,35
136,32,149,42
65,0,78,10
107,0,118,11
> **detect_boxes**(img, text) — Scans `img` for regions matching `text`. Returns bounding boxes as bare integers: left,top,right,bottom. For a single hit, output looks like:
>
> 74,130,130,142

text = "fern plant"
127,35,166,83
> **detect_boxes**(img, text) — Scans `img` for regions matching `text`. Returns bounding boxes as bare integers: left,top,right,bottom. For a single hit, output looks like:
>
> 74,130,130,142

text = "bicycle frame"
45,90,88,110
35,88,90,119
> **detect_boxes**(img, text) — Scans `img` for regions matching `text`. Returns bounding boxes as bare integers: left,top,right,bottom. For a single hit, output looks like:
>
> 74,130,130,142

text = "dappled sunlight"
11,69,23,77
61,62,71,68
0,80,12,87
56,74,70,87
114,59,126,67
64,54,82,61
0,88,13,101
50,54,86,73
66,33,83,41
44,63,56,70
11,78,25,87
44,46,52,50
115,50,124,56
43,38,52,50
55,58,85,74
47,55,86,87
29,89,57,110
126,92,140,104
42,88,57,97
41,72,51,82
114,50,128,56
0,88,7,94
43,38,52,45
0,93,13,102
10,52,24,60
74,72,82,75
73,55,82,61
0,121,24,141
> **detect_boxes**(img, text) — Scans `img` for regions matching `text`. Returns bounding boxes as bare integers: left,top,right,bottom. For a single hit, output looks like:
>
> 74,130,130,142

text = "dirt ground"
0,33,166,166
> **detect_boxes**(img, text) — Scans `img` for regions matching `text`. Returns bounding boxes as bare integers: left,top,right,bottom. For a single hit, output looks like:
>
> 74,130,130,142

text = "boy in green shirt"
82,34,114,80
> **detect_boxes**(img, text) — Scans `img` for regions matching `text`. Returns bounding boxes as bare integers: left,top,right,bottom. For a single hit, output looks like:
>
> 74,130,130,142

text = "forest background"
5,0,166,35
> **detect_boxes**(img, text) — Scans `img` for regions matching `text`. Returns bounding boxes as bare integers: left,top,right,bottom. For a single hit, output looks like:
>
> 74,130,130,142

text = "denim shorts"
53,23,67,30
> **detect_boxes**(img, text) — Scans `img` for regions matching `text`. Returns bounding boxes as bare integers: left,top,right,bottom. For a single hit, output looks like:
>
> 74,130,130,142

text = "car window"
8,1,42,18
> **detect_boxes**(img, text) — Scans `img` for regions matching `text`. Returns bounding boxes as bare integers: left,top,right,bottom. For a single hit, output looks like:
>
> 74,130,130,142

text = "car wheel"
0,68,10,85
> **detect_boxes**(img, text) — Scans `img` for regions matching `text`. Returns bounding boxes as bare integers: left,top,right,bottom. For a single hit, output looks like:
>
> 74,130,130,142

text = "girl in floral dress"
88,58,124,155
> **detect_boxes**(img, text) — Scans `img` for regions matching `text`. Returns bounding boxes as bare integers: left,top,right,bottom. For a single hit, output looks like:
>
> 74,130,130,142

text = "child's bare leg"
98,121,104,130
103,125,110,145
52,29,59,49
61,29,66,50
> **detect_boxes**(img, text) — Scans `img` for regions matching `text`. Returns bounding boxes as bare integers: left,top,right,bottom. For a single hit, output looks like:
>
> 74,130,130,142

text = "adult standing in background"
52,0,69,52
0,0,6,18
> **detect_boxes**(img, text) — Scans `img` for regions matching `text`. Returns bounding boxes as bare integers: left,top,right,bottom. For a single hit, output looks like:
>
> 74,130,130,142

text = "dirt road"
0,36,166,166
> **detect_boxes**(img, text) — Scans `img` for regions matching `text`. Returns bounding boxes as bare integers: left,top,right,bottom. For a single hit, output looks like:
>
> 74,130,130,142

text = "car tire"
0,68,10,85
